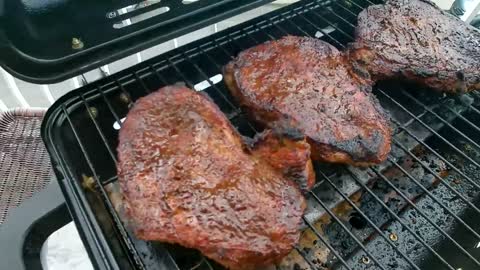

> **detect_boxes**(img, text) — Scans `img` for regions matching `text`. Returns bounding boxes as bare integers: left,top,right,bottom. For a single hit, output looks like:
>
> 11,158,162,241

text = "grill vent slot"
113,6,170,29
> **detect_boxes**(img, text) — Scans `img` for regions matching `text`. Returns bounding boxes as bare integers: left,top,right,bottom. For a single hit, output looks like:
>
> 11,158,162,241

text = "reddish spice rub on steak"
224,36,391,166
251,129,315,192
117,85,307,269
349,0,480,93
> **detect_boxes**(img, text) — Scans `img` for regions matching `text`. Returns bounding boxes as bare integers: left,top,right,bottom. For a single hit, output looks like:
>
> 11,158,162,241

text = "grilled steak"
224,36,391,166
117,85,306,270
349,0,480,93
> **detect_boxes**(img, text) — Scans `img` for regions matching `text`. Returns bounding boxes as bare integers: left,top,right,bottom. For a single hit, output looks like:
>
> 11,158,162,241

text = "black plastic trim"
0,180,70,270
0,0,273,84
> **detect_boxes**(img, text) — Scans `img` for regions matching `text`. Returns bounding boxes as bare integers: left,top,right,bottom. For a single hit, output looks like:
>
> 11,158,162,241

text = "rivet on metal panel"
88,107,98,118
361,256,370,265
72,38,84,50
119,93,131,104
82,174,96,191
389,233,398,242
343,0,352,7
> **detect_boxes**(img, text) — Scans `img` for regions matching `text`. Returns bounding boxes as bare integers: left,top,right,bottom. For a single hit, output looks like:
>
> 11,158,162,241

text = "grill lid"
0,0,273,84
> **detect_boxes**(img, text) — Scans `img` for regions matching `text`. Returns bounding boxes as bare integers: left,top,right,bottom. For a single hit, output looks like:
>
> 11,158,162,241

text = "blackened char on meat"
251,129,316,192
349,0,480,93
224,36,391,166
117,85,306,270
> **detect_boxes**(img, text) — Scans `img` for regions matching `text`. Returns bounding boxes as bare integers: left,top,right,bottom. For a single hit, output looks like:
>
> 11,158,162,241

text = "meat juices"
117,85,306,269
349,0,480,93
224,36,392,166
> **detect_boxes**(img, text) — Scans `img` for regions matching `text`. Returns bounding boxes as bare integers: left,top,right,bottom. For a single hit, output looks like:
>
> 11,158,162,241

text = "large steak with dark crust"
349,0,480,93
117,85,306,270
224,36,391,166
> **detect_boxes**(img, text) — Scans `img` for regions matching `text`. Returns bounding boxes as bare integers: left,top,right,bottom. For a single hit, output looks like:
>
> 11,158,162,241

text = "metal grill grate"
0,109,53,225
42,0,480,269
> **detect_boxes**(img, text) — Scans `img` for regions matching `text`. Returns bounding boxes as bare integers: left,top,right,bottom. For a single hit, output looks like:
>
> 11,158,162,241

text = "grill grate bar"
97,86,125,133
343,0,373,13
294,246,320,270
397,109,430,131
240,27,262,45
162,246,182,270
339,169,457,270
255,20,276,40
149,65,169,85
181,51,239,113
390,111,480,192
134,72,154,93
333,0,367,19
290,2,350,48
208,38,235,60
401,90,480,153
325,3,359,31
326,165,467,269
191,45,258,131
468,103,480,116
165,58,196,89
391,136,480,216
103,175,118,186
369,164,480,266
329,3,368,36
281,12,315,38
203,258,214,270
253,18,290,41
114,79,135,108
270,6,346,53
189,257,214,270
318,170,422,269
379,88,480,190
309,6,355,42
80,94,118,164
446,105,480,133
307,189,389,270
302,216,354,270
61,106,147,270
214,28,252,52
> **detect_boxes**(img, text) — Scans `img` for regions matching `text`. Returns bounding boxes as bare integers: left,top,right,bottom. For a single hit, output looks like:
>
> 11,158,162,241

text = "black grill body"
0,0,273,83
41,0,480,269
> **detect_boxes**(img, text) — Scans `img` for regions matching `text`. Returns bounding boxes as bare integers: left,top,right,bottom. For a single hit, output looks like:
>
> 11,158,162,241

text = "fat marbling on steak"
117,85,307,270
349,0,480,93
224,36,391,166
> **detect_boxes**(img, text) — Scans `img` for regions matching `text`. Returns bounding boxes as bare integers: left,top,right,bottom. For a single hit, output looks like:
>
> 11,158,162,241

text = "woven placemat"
0,109,53,225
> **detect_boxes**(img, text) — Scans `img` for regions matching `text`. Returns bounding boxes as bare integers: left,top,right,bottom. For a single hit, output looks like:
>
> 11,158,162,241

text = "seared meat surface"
349,0,480,93
224,36,391,166
117,85,306,270
251,129,315,192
